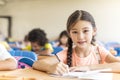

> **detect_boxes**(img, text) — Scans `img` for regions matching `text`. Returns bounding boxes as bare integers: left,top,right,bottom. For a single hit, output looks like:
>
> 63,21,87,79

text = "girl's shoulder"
57,49,68,62
95,45,109,53
94,45,110,63
92,45,110,56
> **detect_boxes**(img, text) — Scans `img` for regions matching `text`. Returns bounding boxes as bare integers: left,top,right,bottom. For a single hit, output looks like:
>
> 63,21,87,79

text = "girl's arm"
0,58,17,70
89,62,120,72
70,54,120,72
33,56,59,73
33,56,69,74
90,53,120,72
105,52,120,63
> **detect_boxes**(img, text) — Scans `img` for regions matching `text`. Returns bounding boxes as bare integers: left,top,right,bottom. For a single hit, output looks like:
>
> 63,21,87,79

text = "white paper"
79,73,112,80
62,68,112,80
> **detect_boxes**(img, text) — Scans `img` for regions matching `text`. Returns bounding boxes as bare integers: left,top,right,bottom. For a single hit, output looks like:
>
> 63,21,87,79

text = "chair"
105,41,120,50
52,47,63,54
9,50,37,61
9,50,37,68
18,57,34,68
105,41,120,56
114,47,120,56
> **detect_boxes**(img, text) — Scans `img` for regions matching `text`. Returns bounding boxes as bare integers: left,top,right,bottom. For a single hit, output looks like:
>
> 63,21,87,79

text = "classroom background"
0,0,120,43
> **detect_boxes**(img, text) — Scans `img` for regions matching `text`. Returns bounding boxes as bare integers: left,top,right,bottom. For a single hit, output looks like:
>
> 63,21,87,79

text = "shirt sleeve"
44,43,54,52
57,49,67,63
98,46,110,63
0,44,16,62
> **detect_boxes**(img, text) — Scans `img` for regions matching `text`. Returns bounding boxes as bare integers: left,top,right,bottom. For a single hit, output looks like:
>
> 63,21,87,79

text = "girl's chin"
77,45,86,48
77,43,87,48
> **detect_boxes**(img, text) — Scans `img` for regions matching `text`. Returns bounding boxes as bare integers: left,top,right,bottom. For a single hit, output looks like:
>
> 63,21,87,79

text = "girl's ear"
92,27,97,36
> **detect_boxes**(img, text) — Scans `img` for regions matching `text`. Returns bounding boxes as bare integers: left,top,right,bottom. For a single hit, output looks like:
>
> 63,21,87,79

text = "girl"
53,30,69,49
51,30,69,54
33,10,120,75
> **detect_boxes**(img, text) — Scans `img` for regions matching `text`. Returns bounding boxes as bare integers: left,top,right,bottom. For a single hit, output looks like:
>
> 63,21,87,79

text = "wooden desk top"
0,68,76,80
0,68,120,80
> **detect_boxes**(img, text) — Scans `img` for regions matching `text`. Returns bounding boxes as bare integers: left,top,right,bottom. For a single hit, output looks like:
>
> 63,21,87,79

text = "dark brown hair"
28,28,48,46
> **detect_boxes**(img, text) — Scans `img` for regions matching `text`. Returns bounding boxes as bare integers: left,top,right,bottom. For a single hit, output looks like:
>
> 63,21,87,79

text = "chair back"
52,47,63,54
9,50,37,68
18,57,34,68
9,50,37,61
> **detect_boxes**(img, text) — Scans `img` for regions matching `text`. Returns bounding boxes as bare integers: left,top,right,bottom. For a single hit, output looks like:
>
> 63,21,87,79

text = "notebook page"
62,68,112,80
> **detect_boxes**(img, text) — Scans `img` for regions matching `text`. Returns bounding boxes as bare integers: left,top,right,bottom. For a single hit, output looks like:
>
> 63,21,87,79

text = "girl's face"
31,42,41,52
69,20,96,49
60,35,68,45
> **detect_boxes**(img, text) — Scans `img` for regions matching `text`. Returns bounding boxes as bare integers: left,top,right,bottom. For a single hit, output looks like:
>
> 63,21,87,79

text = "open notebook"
51,68,112,80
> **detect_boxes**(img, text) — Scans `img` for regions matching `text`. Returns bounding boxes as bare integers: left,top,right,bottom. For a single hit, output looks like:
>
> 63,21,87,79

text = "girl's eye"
84,30,89,33
72,31,78,34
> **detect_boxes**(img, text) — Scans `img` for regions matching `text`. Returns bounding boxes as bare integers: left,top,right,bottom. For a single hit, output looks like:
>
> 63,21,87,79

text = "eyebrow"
83,27,90,29
71,27,90,30
71,28,77,30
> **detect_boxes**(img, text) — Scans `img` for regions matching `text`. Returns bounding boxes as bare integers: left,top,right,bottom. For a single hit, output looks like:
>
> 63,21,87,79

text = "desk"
0,68,120,80
0,68,76,80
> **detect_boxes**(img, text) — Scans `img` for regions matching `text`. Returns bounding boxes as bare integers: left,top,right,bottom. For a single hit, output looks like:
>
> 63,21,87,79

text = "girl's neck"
75,45,92,57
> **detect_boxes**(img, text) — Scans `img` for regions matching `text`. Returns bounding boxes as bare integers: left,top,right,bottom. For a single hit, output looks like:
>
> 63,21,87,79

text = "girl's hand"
48,62,69,75
69,66,90,72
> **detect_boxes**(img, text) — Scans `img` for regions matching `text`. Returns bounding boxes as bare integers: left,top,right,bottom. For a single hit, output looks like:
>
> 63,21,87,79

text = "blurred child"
0,41,12,51
22,35,31,51
0,32,12,51
54,30,69,49
28,28,53,56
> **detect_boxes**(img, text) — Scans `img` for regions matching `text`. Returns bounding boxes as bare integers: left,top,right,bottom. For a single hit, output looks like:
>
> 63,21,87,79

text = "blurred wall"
0,0,120,42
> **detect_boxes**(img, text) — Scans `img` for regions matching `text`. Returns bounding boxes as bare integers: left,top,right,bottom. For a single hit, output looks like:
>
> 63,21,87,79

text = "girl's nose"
77,32,84,39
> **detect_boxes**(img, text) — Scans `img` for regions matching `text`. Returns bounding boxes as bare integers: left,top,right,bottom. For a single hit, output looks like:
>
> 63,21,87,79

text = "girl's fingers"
69,67,77,72
57,67,66,75
62,63,69,73
56,62,69,75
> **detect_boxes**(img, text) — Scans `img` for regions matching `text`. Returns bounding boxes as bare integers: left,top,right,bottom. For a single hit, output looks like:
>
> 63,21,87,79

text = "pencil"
55,54,69,73
55,54,60,62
